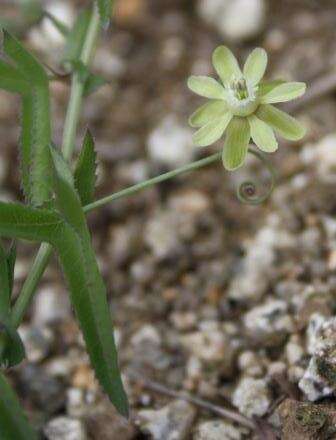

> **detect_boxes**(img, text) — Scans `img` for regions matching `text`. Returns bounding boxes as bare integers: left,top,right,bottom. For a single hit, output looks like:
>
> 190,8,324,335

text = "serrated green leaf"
50,146,87,237
84,73,107,96
49,150,129,416
96,0,113,28
0,60,29,95
3,31,52,206
56,225,129,417
25,88,52,206
74,131,97,205
0,371,37,440
0,202,62,245
63,9,91,66
3,31,48,86
0,199,129,416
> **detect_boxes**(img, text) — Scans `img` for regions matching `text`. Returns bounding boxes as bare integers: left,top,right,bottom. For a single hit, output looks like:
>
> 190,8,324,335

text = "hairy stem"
84,152,222,213
11,6,101,328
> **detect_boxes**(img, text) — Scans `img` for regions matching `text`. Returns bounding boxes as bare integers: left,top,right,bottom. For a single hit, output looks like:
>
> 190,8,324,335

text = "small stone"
194,419,243,440
268,361,287,377
301,133,336,183
44,417,87,440
29,2,75,50
228,218,294,302
33,286,71,325
232,377,270,418
181,324,236,376
18,325,54,363
131,325,161,347
237,351,264,377
20,364,65,414
144,210,183,259
197,0,265,42
86,411,136,440
168,190,210,217
170,312,197,331
243,300,294,346
306,313,327,355
147,115,194,168
285,336,305,365
299,316,336,401
137,399,196,440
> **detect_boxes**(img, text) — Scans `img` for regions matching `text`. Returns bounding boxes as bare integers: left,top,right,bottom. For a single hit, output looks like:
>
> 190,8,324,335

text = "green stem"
62,5,100,160
84,152,222,213
11,6,101,329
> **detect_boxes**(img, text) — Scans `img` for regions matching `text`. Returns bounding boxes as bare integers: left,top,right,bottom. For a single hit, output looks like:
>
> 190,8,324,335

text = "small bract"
188,46,307,170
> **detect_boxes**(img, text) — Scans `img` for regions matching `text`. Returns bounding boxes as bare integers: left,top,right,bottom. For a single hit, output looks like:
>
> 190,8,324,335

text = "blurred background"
2,0,336,438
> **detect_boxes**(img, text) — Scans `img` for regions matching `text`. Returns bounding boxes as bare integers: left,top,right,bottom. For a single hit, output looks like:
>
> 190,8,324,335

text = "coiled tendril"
237,146,276,205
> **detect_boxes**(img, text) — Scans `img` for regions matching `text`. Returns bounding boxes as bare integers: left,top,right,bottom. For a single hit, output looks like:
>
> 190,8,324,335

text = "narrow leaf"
74,130,97,205
50,146,87,237
0,202,62,245
63,9,91,65
0,371,37,440
56,225,129,417
50,154,129,416
3,31,48,86
3,31,52,206
96,0,113,28
0,61,29,95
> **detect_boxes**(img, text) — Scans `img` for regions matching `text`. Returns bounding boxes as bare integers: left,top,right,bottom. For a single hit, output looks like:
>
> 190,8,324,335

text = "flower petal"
243,48,268,86
248,115,278,153
222,117,250,170
187,75,227,99
258,80,285,97
193,113,232,147
260,82,306,104
212,46,242,85
256,104,306,141
189,100,228,127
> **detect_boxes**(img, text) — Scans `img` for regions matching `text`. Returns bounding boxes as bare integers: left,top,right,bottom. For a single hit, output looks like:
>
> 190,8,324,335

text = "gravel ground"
2,0,336,438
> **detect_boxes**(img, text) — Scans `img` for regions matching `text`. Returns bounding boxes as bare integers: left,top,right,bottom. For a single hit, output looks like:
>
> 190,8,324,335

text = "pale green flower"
188,46,307,170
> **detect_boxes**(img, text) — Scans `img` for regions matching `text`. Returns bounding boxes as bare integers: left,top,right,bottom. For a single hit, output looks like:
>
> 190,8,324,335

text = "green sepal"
74,130,97,205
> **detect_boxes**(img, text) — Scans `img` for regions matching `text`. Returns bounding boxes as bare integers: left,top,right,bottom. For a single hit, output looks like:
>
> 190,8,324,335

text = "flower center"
231,78,250,100
225,76,259,117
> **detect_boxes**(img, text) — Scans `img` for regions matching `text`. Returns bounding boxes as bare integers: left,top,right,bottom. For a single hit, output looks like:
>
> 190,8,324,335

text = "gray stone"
228,216,295,303
194,420,243,440
232,377,270,418
299,315,336,401
33,286,71,325
44,417,87,440
197,0,265,42
147,115,194,168
138,399,196,440
243,300,294,346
